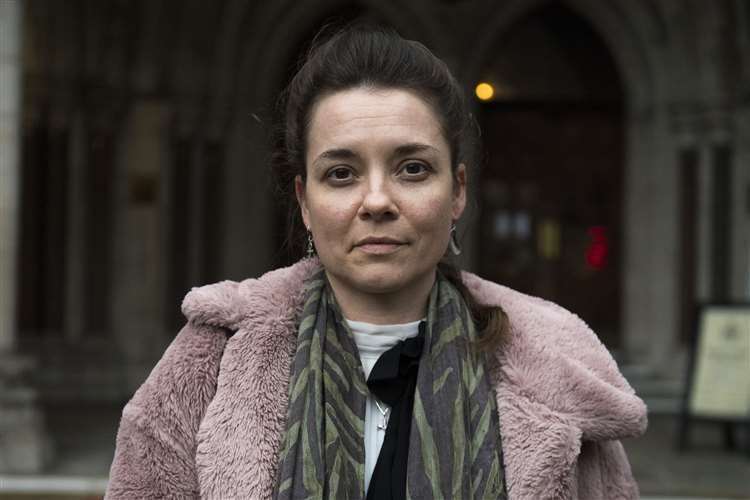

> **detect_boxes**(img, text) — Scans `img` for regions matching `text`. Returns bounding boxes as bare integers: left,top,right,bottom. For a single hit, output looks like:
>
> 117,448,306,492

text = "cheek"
308,197,359,238
409,193,454,233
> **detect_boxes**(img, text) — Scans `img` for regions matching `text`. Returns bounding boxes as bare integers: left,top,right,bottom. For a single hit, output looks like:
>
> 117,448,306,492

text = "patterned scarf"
275,269,506,499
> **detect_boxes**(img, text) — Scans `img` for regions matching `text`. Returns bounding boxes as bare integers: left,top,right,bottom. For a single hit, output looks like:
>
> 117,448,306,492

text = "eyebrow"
312,142,440,167
313,148,359,166
392,142,440,157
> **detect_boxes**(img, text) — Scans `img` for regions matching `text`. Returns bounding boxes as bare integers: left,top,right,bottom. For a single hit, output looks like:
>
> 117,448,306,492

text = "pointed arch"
463,0,665,114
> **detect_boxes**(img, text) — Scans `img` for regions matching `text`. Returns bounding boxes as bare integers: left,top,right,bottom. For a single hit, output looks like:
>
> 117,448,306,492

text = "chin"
349,260,438,296
321,254,436,297
348,270,406,295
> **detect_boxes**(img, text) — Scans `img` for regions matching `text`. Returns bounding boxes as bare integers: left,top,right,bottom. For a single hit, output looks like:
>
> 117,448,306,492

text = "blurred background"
0,0,749,498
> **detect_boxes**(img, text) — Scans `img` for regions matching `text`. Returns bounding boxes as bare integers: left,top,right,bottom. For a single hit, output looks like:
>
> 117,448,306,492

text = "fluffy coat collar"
181,258,647,499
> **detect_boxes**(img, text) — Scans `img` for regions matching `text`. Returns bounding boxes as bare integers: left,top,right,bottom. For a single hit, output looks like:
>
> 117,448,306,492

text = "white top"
346,318,422,495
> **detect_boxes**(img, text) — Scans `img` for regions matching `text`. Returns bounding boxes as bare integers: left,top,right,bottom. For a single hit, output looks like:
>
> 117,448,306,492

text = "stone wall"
5,0,749,407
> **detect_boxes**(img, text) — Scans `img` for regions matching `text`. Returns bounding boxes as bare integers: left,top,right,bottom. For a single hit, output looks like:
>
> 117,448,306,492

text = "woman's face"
296,86,466,310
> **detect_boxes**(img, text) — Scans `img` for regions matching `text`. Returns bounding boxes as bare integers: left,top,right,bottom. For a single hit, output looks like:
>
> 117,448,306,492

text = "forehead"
306,87,448,157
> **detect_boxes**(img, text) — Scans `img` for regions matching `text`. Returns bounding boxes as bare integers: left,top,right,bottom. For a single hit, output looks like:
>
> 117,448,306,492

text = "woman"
106,25,647,499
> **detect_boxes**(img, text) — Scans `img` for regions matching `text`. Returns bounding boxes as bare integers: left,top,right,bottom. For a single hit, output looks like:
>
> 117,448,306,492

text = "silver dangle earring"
449,223,462,256
306,229,315,258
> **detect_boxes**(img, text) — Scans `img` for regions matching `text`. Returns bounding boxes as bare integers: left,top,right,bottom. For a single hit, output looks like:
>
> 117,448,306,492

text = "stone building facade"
1,0,748,472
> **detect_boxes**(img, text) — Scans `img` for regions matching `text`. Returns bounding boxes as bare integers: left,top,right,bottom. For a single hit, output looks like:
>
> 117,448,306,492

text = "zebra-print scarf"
275,269,506,499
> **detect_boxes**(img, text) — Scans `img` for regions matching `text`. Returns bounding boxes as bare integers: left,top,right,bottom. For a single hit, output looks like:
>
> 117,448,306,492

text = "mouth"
354,237,407,255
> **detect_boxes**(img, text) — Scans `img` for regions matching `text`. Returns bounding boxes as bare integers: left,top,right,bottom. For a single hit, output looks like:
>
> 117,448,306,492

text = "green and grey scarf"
275,269,506,499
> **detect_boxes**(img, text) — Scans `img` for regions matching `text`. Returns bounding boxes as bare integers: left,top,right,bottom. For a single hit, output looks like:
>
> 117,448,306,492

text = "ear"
294,175,311,229
452,163,467,220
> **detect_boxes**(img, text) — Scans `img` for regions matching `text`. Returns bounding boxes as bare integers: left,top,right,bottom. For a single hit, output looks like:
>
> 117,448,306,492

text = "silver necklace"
374,398,390,430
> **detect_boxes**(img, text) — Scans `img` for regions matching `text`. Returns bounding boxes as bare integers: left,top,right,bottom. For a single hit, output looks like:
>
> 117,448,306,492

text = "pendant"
378,412,389,430
375,399,390,430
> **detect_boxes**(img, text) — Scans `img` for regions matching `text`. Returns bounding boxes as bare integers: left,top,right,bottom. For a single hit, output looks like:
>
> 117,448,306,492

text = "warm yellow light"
475,82,495,101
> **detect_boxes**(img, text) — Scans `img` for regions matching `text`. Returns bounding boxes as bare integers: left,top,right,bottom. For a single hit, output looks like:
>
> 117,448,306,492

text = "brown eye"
326,166,354,183
399,161,430,178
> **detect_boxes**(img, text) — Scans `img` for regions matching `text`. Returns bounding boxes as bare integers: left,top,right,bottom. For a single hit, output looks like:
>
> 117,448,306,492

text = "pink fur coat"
106,258,647,499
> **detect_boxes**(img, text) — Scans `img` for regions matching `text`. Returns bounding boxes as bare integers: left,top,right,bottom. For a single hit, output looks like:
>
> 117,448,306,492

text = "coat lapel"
193,262,315,499
491,362,582,499
195,322,296,499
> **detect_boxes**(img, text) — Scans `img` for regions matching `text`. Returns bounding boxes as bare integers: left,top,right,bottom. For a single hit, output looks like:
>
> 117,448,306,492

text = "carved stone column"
0,0,52,473
111,99,172,392
0,0,21,354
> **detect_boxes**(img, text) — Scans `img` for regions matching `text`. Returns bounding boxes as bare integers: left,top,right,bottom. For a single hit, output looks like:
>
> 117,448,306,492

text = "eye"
325,166,355,184
398,161,431,179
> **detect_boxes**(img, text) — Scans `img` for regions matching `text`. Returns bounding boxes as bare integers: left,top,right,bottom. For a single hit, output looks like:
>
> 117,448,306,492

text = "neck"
326,269,435,324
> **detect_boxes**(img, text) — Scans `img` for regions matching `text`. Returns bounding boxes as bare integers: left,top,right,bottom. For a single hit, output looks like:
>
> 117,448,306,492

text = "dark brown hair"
273,22,507,350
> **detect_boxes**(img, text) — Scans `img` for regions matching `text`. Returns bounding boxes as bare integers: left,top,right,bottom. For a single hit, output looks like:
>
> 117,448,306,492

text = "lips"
354,236,406,255
355,236,405,246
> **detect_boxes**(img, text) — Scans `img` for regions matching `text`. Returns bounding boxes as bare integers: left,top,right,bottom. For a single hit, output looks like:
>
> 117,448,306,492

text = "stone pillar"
623,101,684,382
731,109,750,300
739,110,750,299
111,99,172,391
188,140,206,285
0,0,52,473
0,0,21,353
223,112,274,279
696,145,713,302
172,101,201,288
64,110,87,341
736,0,750,299
622,105,660,364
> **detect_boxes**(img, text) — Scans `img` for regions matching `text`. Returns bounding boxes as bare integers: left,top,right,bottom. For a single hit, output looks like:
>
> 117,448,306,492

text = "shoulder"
121,259,322,433
461,271,618,376
461,271,648,440
180,257,322,331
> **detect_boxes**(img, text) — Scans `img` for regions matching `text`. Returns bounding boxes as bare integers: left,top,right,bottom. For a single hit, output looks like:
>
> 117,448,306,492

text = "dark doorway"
476,4,625,347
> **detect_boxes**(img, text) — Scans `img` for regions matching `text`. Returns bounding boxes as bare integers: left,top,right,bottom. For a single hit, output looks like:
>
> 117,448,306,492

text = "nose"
358,174,398,221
